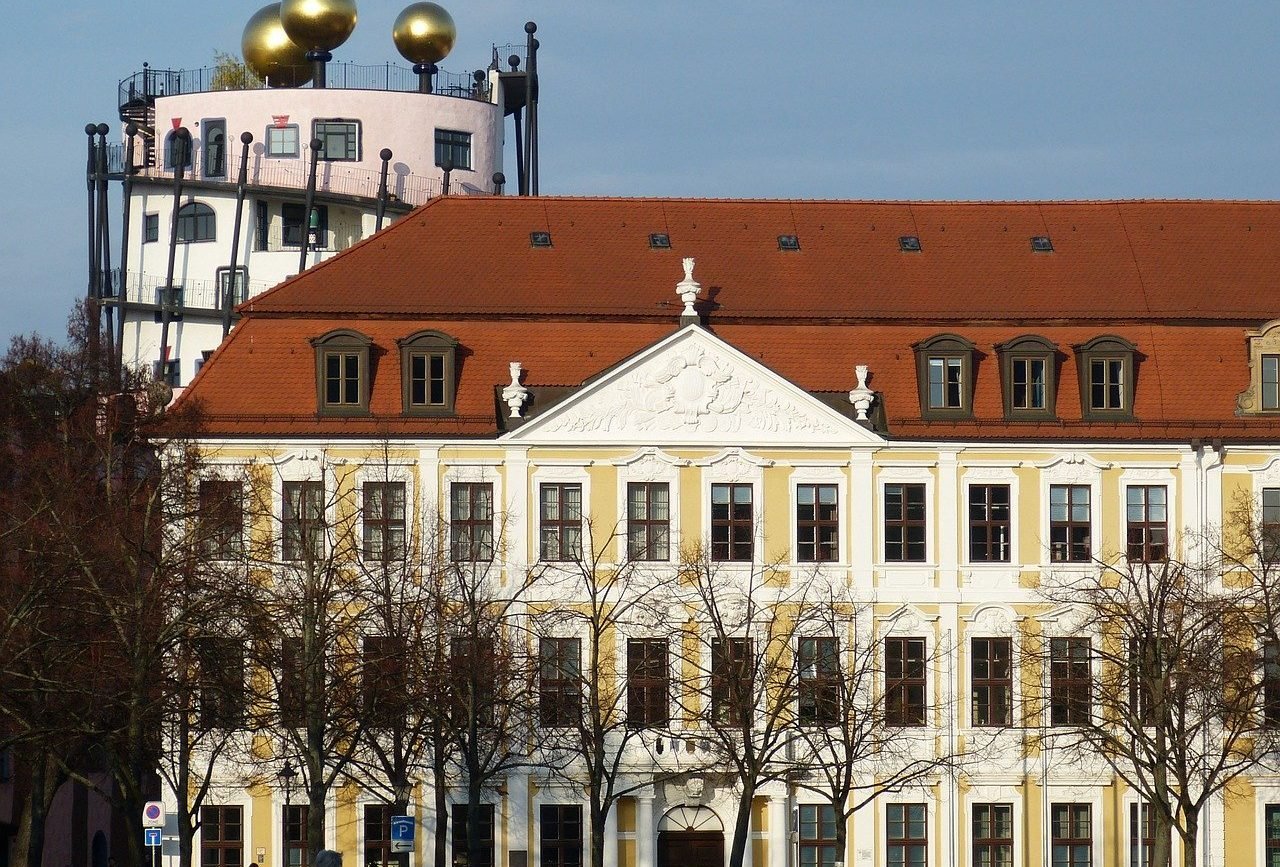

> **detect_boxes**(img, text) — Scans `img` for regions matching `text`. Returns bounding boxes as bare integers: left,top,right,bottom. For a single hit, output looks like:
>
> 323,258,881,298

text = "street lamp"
278,760,298,866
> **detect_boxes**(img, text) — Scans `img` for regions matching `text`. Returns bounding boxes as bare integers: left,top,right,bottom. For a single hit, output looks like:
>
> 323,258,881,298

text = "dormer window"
996,335,1058,420
1074,335,1137,420
311,329,373,416
1239,321,1280,414
398,330,459,416
913,334,977,419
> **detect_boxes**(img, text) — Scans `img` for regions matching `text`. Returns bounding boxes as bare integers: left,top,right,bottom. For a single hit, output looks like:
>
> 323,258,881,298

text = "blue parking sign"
390,815,414,853
144,828,162,848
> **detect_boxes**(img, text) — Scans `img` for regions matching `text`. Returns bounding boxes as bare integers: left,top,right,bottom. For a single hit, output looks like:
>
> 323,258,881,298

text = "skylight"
530,231,552,248
1030,236,1054,252
899,236,922,252
649,233,671,249
778,234,800,251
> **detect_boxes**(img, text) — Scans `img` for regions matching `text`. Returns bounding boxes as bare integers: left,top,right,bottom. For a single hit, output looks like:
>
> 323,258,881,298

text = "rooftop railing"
103,270,274,312
118,61,495,111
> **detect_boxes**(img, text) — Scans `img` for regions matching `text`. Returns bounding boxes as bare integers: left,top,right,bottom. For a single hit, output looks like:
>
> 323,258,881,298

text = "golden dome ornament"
279,0,358,87
242,3,313,88
393,2,456,92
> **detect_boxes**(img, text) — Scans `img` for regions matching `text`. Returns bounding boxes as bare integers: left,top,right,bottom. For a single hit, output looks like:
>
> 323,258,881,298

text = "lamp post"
393,779,412,867
278,760,298,866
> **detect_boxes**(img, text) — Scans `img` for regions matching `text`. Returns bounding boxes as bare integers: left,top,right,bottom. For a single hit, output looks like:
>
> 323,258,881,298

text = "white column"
636,794,656,867
850,450,875,588
937,450,960,588
506,773,529,858
604,803,619,867
505,446,530,569
741,799,753,867
851,797,874,867
421,780,437,867
766,793,788,867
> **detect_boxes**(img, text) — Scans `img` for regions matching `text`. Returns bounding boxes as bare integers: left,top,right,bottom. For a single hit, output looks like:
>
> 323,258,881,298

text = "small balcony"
103,270,274,317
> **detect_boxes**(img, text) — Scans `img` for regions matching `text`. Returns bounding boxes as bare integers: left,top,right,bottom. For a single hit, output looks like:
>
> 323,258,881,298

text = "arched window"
163,131,192,171
995,334,1059,420
912,333,977,419
175,202,216,243
1073,335,1138,419
311,329,373,416
398,330,459,415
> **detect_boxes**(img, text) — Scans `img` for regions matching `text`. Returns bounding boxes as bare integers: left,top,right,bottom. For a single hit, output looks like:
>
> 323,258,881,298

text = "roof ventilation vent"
649,233,671,249
1030,235,1053,253
530,231,552,248
899,235,922,252
777,234,800,251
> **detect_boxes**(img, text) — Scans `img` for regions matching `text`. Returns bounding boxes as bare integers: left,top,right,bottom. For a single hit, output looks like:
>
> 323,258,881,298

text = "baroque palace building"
173,195,1280,867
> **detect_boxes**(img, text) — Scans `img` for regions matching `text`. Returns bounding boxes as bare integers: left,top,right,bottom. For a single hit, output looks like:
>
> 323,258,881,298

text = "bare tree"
526,519,686,867
1031,551,1280,867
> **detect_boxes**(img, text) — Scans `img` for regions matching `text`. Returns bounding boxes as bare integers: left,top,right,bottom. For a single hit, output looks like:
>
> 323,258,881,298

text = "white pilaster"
850,450,875,588
766,793,788,867
506,773,529,855
636,793,655,867
505,447,530,569
604,804,618,867
938,450,960,587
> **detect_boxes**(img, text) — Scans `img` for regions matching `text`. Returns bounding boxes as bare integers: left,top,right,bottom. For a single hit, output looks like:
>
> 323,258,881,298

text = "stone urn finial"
502,361,530,418
848,364,875,421
676,258,700,325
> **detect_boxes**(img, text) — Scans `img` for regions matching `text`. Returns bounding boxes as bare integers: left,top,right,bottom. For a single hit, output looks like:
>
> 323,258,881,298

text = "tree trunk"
727,789,754,867
15,751,57,867
466,775,485,867
1180,812,1199,867
433,760,449,867
590,803,607,867
308,778,327,864
833,800,848,867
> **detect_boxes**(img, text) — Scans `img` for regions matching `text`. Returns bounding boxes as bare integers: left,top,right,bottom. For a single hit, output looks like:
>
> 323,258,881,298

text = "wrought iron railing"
103,270,274,311
118,61,493,110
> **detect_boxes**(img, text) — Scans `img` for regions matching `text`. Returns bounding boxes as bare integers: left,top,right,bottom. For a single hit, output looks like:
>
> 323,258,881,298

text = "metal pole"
375,148,392,231
116,123,137,384
413,62,435,94
508,54,525,196
308,50,331,88
523,23,535,196
96,124,115,370
158,127,190,383
441,160,452,196
85,124,101,370
298,138,322,274
222,131,253,337
529,34,539,196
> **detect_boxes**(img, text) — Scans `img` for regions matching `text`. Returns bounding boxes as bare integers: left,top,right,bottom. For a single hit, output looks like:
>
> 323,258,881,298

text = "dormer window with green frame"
1074,335,1137,420
311,329,373,416
996,335,1058,421
913,334,977,419
398,330,459,416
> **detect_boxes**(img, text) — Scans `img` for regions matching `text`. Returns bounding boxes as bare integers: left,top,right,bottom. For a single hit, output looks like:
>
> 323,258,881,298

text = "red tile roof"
179,198,1280,442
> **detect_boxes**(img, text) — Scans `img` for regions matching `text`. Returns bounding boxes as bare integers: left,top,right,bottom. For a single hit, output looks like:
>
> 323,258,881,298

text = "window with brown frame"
971,638,1012,727
399,330,459,415
798,636,840,726
711,637,754,727
363,635,407,728
886,803,927,867
968,484,1011,563
1263,488,1280,563
797,484,839,562
997,334,1058,420
200,805,243,867
885,637,926,727
198,480,243,560
450,482,494,562
284,805,309,867
1128,637,1163,727
540,805,583,867
452,804,495,867
914,333,976,419
884,483,927,562
539,637,582,727
1264,355,1280,411
1125,485,1168,562
196,636,244,729
626,638,669,727
1265,641,1280,728
711,483,754,562
626,482,669,561
972,803,1013,867
1075,335,1137,420
1050,484,1092,563
311,329,372,416
1050,637,1091,725
282,481,325,562
362,482,406,561
540,483,583,561
1266,804,1280,867
798,804,839,867
279,636,307,728
1129,802,1153,867
451,636,495,723
363,804,393,867
1051,803,1092,867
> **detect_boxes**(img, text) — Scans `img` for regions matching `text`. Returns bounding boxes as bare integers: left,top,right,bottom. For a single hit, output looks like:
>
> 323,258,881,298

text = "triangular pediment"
505,325,882,445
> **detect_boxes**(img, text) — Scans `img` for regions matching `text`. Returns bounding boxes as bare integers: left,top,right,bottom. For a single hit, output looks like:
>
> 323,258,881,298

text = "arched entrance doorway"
657,805,724,867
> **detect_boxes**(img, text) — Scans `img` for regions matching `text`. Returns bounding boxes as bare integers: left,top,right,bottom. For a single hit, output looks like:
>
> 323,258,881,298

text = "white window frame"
876,604,940,733
1117,465,1179,565
1038,454,1108,571
697,448,770,568
876,465,936,580
272,451,334,562
961,604,1024,731
614,448,686,566
961,464,1020,579
357,461,415,563
965,782,1025,867
443,463,504,567
1046,786,1107,867
531,463,591,568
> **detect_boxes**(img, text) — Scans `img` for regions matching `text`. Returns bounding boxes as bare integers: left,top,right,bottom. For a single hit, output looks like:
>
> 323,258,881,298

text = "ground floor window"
364,804,393,867
200,805,243,867
540,804,582,867
798,804,839,867
453,804,495,867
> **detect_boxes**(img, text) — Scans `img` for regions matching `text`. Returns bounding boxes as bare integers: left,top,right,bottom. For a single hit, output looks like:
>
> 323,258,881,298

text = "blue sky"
2,1,1279,343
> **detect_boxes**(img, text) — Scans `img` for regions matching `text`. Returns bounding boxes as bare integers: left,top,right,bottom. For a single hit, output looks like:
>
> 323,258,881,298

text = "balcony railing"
104,145,492,205
103,270,274,313
118,61,493,109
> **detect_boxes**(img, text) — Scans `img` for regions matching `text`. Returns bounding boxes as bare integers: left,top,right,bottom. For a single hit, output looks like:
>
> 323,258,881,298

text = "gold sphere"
393,2,456,65
242,4,313,87
280,0,358,54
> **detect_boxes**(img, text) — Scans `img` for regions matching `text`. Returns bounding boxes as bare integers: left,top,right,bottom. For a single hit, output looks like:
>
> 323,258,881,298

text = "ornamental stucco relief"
539,345,845,437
